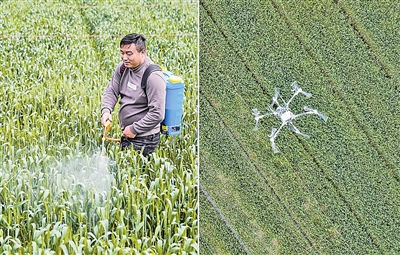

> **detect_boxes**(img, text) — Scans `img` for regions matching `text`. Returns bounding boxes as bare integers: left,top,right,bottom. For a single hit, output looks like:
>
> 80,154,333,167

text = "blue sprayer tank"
161,70,185,136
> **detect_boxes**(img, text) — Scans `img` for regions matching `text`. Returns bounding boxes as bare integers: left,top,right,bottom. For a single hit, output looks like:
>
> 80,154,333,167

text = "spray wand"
101,120,121,156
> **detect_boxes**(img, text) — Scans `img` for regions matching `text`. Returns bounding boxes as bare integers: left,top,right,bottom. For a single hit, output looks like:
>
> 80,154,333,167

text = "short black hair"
120,33,146,52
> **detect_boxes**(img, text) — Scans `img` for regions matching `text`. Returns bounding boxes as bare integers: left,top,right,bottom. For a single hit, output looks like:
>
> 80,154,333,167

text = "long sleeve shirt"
101,56,166,137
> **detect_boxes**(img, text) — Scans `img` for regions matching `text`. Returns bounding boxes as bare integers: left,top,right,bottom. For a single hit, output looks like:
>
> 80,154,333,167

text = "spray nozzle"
103,120,121,143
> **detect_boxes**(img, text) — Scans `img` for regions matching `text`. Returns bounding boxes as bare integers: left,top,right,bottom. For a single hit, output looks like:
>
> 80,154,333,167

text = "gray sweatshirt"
101,56,166,137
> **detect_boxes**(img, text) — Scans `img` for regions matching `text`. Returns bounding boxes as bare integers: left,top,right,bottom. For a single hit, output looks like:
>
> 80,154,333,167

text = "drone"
252,81,328,153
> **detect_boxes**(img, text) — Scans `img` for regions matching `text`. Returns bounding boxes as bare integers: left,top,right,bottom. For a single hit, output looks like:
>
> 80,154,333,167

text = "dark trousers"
120,133,160,156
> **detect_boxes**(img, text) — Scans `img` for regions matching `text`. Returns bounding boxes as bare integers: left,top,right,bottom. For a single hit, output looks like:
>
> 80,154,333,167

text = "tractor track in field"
335,0,393,79
199,183,251,255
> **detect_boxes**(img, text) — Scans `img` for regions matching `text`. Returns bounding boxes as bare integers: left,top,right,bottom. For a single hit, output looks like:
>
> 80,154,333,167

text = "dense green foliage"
0,0,198,254
200,0,399,254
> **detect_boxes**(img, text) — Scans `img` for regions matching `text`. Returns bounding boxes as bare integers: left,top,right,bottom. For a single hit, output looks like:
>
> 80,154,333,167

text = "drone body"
252,81,327,153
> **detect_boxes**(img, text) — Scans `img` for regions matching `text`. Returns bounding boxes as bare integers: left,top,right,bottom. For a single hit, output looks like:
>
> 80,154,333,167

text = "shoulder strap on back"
119,64,162,91
141,64,162,90
120,64,126,75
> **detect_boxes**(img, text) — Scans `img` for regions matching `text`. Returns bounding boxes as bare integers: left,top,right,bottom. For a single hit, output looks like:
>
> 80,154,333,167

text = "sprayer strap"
120,65,126,76
141,64,162,91
119,64,162,92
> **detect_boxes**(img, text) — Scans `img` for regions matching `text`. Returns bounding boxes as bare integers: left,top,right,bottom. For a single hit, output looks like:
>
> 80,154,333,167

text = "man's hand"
123,125,136,138
101,112,112,126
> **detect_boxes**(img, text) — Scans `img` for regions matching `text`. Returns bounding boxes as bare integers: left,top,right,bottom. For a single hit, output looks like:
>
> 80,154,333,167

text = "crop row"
200,0,400,253
199,186,250,255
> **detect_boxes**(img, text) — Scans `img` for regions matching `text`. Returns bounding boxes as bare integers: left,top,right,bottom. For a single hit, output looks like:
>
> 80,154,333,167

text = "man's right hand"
101,112,112,126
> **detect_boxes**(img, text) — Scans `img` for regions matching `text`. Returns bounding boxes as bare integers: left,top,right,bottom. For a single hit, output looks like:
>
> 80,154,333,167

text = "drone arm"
286,91,299,106
269,123,285,139
252,110,273,119
269,125,284,154
253,121,260,131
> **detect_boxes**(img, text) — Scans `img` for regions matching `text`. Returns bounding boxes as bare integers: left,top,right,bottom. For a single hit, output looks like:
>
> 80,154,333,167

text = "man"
101,33,166,156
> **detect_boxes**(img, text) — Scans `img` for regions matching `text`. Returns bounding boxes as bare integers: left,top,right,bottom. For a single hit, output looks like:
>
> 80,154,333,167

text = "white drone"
252,81,327,153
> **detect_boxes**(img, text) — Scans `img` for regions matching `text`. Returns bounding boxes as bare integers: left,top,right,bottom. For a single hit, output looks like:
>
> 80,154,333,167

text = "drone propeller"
270,88,280,108
288,123,310,138
252,108,273,130
270,138,279,154
269,128,280,153
304,106,328,122
291,81,312,98
290,81,299,91
252,108,261,116
300,90,312,98
273,88,280,101
252,108,261,130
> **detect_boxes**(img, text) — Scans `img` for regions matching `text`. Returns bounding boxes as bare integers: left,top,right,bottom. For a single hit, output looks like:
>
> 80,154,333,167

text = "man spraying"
100,33,166,156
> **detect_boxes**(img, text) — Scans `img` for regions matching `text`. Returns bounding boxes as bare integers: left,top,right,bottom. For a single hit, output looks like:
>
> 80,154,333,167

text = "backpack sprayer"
101,67,185,154
161,69,185,136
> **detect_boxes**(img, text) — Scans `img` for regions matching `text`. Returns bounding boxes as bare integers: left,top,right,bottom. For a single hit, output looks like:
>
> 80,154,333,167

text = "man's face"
120,43,145,68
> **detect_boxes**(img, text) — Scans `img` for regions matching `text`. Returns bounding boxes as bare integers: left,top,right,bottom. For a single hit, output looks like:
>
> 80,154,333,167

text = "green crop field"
199,0,399,254
0,0,198,254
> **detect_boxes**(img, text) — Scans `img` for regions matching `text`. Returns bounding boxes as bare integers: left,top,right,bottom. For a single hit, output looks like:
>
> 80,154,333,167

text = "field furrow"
200,184,251,255
337,0,400,80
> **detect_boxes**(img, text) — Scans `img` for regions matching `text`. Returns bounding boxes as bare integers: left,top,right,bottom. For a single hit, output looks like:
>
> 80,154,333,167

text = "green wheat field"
0,0,198,254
